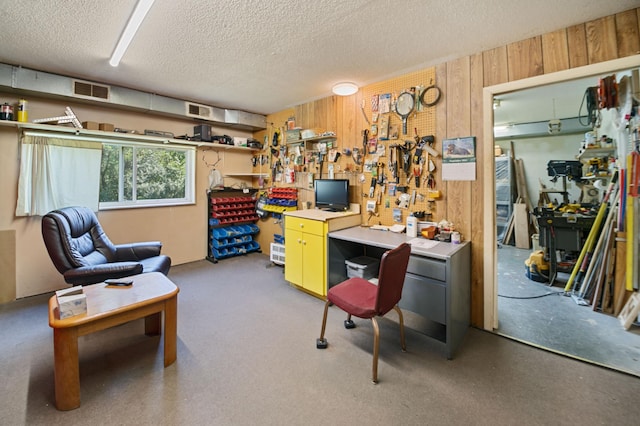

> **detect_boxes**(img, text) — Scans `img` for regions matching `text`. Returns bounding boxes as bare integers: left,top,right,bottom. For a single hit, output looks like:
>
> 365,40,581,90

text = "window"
100,142,195,209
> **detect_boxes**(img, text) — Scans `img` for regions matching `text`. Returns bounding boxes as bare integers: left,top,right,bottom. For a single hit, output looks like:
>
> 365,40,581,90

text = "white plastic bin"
345,256,380,280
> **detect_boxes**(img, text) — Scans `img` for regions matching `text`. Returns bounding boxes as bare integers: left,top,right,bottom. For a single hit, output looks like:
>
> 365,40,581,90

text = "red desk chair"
316,242,411,383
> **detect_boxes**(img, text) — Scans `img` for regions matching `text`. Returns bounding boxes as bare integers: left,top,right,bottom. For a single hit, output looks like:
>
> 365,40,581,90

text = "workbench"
534,207,597,284
327,226,471,359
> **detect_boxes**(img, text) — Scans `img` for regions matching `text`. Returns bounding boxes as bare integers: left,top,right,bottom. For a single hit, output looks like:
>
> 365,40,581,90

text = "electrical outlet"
366,200,376,212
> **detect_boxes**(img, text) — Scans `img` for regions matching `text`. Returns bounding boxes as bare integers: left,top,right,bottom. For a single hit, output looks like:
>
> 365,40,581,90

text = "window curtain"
15,134,102,216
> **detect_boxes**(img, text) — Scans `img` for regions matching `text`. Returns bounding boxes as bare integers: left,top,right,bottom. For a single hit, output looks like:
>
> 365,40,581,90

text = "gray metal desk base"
327,226,471,359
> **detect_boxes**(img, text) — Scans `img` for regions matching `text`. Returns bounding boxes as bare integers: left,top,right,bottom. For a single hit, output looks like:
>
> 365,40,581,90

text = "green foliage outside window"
100,143,190,205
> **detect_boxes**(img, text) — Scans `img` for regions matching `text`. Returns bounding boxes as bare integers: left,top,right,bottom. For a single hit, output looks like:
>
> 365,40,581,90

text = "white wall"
495,134,584,206
495,109,620,207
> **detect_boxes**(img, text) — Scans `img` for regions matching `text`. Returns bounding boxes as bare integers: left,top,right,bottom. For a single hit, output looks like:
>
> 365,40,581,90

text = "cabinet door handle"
297,238,302,244
302,240,306,245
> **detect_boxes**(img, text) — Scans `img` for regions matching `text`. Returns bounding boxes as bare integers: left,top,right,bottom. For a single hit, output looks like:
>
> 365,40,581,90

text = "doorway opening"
483,55,640,377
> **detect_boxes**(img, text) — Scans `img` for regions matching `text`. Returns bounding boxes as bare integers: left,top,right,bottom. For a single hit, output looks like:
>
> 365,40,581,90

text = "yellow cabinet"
284,210,361,298
285,217,326,296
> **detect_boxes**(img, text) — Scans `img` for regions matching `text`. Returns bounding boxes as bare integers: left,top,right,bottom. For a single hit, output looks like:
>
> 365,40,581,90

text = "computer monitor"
314,179,349,212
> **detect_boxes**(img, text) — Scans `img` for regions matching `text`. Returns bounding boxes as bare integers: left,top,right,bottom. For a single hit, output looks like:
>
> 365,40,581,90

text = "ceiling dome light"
332,82,358,96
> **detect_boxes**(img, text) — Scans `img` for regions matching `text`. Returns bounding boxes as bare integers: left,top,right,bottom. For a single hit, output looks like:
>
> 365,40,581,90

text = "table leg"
53,327,80,410
145,312,161,336
164,295,177,367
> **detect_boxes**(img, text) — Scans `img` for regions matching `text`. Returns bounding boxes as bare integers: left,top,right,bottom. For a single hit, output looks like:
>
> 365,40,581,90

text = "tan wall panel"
586,15,618,64
507,36,544,81
482,46,509,87
469,52,485,326
443,55,472,282
615,9,640,57
567,23,589,68
542,29,570,73
435,62,448,232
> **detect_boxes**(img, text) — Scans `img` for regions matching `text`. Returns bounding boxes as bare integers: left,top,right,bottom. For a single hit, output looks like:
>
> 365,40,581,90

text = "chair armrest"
114,241,162,261
63,262,143,285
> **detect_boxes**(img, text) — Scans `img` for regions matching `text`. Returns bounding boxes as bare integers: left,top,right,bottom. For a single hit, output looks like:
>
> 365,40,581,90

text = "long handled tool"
564,171,618,293
573,189,619,304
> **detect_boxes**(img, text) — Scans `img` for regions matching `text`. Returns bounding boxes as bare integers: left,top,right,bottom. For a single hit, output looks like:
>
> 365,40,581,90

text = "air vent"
185,102,213,119
73,80,110,100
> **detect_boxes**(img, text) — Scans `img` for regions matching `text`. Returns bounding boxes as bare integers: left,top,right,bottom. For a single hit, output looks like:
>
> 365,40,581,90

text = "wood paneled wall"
261,8,640,328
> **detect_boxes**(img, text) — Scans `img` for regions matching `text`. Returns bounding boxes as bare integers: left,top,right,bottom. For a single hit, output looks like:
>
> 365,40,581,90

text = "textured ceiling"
0,0,637,116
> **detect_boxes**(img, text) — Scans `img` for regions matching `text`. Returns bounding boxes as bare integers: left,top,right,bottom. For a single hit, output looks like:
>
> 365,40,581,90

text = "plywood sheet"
513,203,530,249
0,230,16,303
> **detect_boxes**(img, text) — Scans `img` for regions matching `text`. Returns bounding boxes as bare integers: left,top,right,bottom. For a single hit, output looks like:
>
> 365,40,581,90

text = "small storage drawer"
285,217,324,236
400,272,446,324
406,255,446,282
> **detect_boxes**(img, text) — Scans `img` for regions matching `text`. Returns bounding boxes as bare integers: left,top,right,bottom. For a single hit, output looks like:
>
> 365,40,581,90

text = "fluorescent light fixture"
109,0,155,67
332,82,358,96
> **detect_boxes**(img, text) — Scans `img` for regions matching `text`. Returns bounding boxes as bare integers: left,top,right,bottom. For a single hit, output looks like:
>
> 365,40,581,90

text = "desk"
327,226,470,359
48,272,179,410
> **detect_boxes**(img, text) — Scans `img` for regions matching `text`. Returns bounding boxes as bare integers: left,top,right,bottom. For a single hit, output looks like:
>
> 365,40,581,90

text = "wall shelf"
286,134,336,146
0,120,261,151
223,173,269,178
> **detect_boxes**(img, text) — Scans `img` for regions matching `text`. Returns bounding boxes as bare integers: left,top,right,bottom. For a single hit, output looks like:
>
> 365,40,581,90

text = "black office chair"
41,206,171,285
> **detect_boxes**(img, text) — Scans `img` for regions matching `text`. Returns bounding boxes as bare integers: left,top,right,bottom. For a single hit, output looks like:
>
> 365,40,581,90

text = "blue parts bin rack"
209,224,260,261
207,191,261,263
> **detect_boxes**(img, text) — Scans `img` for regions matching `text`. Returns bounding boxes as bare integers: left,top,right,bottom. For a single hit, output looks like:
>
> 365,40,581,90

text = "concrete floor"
496,244,640,377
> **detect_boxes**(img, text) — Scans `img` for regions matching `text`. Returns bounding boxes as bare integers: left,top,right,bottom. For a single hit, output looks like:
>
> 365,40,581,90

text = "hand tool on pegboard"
389,143,400,183
360,100,371,125
377,162,385,186
413,166,421,187
400,139,415,177
368,177,377,198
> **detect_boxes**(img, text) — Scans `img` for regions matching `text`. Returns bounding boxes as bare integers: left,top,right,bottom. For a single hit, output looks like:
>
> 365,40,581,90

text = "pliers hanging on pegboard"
424,172,436,189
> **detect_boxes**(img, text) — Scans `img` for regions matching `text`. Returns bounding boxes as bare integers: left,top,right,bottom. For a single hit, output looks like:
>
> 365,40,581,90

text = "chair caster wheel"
316,338,328,349
344,319,356,329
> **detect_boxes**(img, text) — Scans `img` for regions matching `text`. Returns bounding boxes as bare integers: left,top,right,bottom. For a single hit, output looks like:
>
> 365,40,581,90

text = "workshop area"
493,71,640,375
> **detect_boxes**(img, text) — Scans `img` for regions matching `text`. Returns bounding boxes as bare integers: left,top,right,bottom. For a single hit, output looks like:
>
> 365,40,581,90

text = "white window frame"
99,141,196,210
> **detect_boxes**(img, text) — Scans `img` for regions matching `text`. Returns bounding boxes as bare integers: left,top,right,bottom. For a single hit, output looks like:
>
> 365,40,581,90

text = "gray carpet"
1,254,639,425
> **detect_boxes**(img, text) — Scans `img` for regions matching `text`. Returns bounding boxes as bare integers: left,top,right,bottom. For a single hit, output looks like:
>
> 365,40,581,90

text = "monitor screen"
314,179,349,211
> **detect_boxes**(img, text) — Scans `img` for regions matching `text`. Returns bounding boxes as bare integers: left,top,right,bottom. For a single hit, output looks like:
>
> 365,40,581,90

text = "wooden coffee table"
48,272,179,410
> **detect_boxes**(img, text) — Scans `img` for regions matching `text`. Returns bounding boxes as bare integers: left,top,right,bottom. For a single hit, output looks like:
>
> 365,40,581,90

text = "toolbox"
345,256,380,280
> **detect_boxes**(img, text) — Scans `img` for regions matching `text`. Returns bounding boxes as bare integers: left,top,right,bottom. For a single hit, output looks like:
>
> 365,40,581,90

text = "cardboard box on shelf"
82,121,99,130
99,123,115,132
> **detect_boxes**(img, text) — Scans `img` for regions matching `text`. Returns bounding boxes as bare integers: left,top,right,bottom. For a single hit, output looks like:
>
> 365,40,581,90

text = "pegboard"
356,68,439,227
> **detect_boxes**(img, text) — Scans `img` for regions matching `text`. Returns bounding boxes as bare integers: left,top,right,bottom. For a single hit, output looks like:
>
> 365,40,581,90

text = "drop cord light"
109,0,155,67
